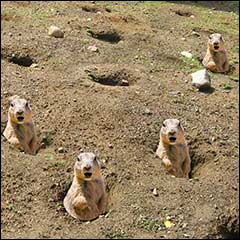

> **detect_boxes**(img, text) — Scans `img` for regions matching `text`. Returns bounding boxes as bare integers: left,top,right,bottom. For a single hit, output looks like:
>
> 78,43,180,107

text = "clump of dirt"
85,65,136,86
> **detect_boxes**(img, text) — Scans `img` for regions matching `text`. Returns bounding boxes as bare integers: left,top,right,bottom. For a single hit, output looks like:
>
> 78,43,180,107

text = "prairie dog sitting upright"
64,152,107,221
3,95,39,155
156,119,191,178
202,33,230,73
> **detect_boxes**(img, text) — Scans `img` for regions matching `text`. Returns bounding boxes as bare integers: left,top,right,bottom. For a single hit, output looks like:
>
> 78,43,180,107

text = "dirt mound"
85,65,137,86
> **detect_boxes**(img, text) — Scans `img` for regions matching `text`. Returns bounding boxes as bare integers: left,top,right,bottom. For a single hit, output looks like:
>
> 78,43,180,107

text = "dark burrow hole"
9,55,33,67
86,69,133,86
88,29,122,43
221,230,239,239
82,5,111,13
173,9,193,17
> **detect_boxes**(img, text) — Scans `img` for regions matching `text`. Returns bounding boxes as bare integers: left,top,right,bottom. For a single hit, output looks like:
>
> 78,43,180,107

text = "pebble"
144,108,152,115
121,79,129,86
58,147,65,153
153,188,158,196
181,51,193,58
87,45,98,52
181,37,186,41
48,25,64,38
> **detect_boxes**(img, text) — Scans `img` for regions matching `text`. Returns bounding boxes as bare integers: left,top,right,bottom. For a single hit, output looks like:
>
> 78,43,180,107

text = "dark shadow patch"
198,86,215,94
87,29,122,44
9,55,33,67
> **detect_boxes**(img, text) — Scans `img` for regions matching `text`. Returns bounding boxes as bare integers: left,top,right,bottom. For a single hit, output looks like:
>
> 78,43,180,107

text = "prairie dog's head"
160,119,185,145
8,95,32,124
208,33,225,52
74,152,101,181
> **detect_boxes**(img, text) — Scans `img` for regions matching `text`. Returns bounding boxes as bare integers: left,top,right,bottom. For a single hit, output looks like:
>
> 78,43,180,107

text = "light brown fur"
63,152,107,221
156,119,191,178
202,33,229,73
3,95,39,155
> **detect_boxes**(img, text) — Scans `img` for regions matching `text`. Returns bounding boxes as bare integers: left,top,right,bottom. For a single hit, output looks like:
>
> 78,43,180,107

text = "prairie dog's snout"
74,152,101,180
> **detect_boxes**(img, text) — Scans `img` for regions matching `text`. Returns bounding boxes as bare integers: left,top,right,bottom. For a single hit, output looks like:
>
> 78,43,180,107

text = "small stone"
48,25,64,38
181,51,193,58
108,144,113,149
87,18,92,21
191,31,200,37
144,108,152,115
181,37,186,41
121,79,129,86
30,63,38,68
73,99,77,102
58,147,65,153
190,15,195,18
191,69,211,90
87,45,98,52
153,188,158,196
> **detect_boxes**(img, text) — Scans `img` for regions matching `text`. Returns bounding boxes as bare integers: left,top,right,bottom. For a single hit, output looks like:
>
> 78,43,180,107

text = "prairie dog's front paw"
73,196,88,210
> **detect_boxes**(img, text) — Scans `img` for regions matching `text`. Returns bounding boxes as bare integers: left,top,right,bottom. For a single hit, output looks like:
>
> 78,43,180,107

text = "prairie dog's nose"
169,129,176,135
84,165,91,171
17,110,24,115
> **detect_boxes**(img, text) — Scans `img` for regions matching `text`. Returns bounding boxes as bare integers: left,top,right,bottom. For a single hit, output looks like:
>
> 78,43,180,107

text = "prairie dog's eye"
25,102,29,108
178,122,181,127
162,123,166,127
10,103,14,107
77,157,81,162
93,156,97,162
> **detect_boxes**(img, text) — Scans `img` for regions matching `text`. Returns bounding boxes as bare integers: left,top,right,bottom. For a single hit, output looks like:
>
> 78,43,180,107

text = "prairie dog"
3,95,39,155
156,119,191,178
202,33,229,73
63,152,107,221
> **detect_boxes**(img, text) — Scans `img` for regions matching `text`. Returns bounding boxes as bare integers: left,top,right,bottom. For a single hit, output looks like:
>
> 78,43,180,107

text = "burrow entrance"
85,67,136,86
87,28,122,44
1,50,35,67
172,9,193,17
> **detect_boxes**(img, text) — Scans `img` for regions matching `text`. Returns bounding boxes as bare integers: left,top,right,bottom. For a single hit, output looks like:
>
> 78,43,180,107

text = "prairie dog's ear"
8,95,20,104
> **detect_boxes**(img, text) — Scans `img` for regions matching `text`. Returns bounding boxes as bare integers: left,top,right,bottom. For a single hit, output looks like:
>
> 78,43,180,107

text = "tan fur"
63,152,107,221
202,33,229,73
156,119,191,178
3,95,39,155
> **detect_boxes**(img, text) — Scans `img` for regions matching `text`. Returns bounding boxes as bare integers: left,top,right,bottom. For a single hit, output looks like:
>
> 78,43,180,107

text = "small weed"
229,76,239,82
6,204,16,212
223,83,233,90
52,160,66,168
105,229,128,239
44,152,55,161
179,56,203,73
137,215,162,232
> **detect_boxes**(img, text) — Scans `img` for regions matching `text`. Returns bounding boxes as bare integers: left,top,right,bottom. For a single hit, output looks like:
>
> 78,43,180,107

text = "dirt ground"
1,1,239,239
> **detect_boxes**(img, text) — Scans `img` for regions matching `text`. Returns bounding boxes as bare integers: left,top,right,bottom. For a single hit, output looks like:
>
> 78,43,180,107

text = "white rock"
181,37,186,41
153,188,158,196
191,69,211,90
180,51,193,58
87,45,98,52
48,25,64,38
